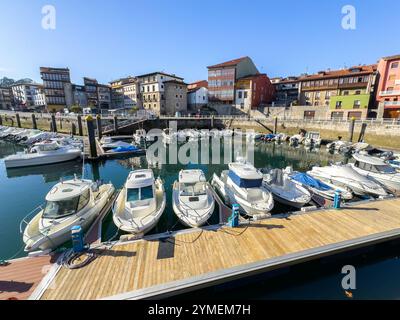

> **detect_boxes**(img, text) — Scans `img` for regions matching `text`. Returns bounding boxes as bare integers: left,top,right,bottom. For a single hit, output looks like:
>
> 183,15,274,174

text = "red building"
376,54,400,118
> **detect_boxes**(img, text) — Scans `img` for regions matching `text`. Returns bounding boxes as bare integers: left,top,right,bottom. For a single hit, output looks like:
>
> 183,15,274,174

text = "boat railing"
19,204,44,234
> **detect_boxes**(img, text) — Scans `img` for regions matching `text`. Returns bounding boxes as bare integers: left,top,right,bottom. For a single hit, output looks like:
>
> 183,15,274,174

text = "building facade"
137,72,185,115
0,87,14,110
271,77,300,107
11,83,46,110
110,77,140,110
40,67,72,112
164,80,188,115
98,84,111,110
83,77,99,108
299,65,377,120
187,80,208,112
234,74,275,113
376,54,400,118
72,84,88,108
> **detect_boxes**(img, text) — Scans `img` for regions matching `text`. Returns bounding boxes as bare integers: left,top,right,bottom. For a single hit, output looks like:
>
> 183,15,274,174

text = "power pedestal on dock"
228,204,240,227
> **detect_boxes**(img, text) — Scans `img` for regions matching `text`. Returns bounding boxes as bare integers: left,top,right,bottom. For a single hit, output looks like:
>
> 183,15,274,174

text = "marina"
1,123,400,300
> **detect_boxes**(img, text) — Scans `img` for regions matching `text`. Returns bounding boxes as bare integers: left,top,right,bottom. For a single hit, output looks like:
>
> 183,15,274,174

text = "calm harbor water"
1,139,399,299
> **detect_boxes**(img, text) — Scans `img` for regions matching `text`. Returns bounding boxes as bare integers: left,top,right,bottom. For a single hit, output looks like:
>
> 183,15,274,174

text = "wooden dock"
26,197,400,300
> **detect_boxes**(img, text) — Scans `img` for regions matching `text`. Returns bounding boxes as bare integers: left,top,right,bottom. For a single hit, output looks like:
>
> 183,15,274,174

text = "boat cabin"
228,163,263,188
125,170,155,203
43,180,92,219
178,170,207,198
32,141,60,152
353,154,396,174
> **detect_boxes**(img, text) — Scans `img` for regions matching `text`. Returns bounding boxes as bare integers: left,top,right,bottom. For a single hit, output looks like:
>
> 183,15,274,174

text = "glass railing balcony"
380,90,400,96
384,101,400,106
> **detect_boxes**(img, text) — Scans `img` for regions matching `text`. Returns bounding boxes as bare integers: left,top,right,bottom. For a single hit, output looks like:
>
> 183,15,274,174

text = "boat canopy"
126,169,154,189
228,163,263,188
353,153,388,166
46,179,91,202
291,172,331,191
179,169,206,184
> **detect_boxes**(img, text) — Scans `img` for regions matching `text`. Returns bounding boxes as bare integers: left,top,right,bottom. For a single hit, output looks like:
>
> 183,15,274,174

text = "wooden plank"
36,198,400,300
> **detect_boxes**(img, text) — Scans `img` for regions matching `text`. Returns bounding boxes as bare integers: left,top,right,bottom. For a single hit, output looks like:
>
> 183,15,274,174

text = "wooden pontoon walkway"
30,198,400,299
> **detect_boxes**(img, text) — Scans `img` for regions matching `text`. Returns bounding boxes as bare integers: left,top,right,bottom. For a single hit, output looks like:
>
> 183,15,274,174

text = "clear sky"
0,0,399,84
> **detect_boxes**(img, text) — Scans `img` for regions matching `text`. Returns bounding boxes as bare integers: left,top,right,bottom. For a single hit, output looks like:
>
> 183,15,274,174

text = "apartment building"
98,84,111,110
72,84,88,108
137,72,186,115
11,83,46,110
187,80,208,111
271,77,300,107
0,87,14,110
299,65,377,120
164,80,188,115
110,77,140,110
40,67,73,112
376,54,400,118
234,74,275,113
84,77,98,108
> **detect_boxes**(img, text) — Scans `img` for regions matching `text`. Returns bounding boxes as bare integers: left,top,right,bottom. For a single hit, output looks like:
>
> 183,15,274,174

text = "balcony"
384,101,400,107
380,90,400,96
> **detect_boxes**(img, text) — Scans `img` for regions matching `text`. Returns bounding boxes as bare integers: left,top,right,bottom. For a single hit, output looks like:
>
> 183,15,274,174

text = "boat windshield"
356,161,396,174
43,197,80,219
127,185,154,202
180,182,206,196
375,164,397,174
42,189,90,219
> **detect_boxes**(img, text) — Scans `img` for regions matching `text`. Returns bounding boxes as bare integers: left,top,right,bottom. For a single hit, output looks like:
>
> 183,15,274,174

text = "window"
43,196,80,219
244,91,248,99
391,62,399,69
355,90,361,95
336,101,342,109
152,85,155,91
77,189,90,211
238,91,242,99
388,75,396,81
353,100,361,108
343,91,349,96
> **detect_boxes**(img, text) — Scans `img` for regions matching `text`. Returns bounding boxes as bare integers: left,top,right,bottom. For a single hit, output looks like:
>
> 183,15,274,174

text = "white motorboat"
21,131,57,145
260,167,312,208
289,133,305,146
21,177,115,252
162,128,177,144
288,170,353,201
351,153,400,194
308,164,387,197
172,169,215,227
304,132,321,148
212,162,274,216
112,169,166,234
4,140,82,168
326,140,352,153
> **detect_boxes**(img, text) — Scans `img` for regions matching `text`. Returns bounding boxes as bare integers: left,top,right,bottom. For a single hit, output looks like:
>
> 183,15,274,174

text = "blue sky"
0,0,399,84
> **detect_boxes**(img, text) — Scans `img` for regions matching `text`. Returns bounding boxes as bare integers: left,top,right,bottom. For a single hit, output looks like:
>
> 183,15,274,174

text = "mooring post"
77,115,83,136
211,115,214,128
273,116,278,134
86,115,97,159
51,114,57,132
113,115,118,134
96,115,102,139
31,114,37,129
71,122,76,135
16,113,21,128
348,117,356,142
358,123,367,142
0,114,3,126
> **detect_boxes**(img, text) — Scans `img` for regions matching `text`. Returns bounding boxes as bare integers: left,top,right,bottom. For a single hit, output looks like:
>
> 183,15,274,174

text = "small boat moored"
172,169,215,227
112,169,166,235
21,177,115,252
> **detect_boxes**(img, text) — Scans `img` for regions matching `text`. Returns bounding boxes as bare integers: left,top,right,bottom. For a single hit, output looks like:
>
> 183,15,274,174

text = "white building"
187,80,208,112
11,83,46,110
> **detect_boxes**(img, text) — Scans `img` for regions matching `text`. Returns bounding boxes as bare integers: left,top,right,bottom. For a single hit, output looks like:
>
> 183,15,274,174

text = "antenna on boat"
81,150,85,180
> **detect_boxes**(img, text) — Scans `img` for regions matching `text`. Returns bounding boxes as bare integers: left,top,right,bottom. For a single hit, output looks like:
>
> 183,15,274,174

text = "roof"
164,79,187,86
237,73,267,81
207,56,248,69
179,169,206,184
40,67,70,73
187,80,208,90
353,153,387,166
136,71,184,80
46,179,92,201
126,169,154,189
228,162,262,180
381,54,400,61
299,65,377,81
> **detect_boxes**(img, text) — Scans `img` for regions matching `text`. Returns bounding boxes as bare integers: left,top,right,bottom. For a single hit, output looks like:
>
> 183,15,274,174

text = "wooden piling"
51,114,57,133
31,114,37,129
273,116,278,134
358,123,368,142
16,113,21,128
71,122,76,135
77,115,83,136
113,116,118,134
348,117,356,142
96,115,102,139
86,116,97,159
0,114,2,126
